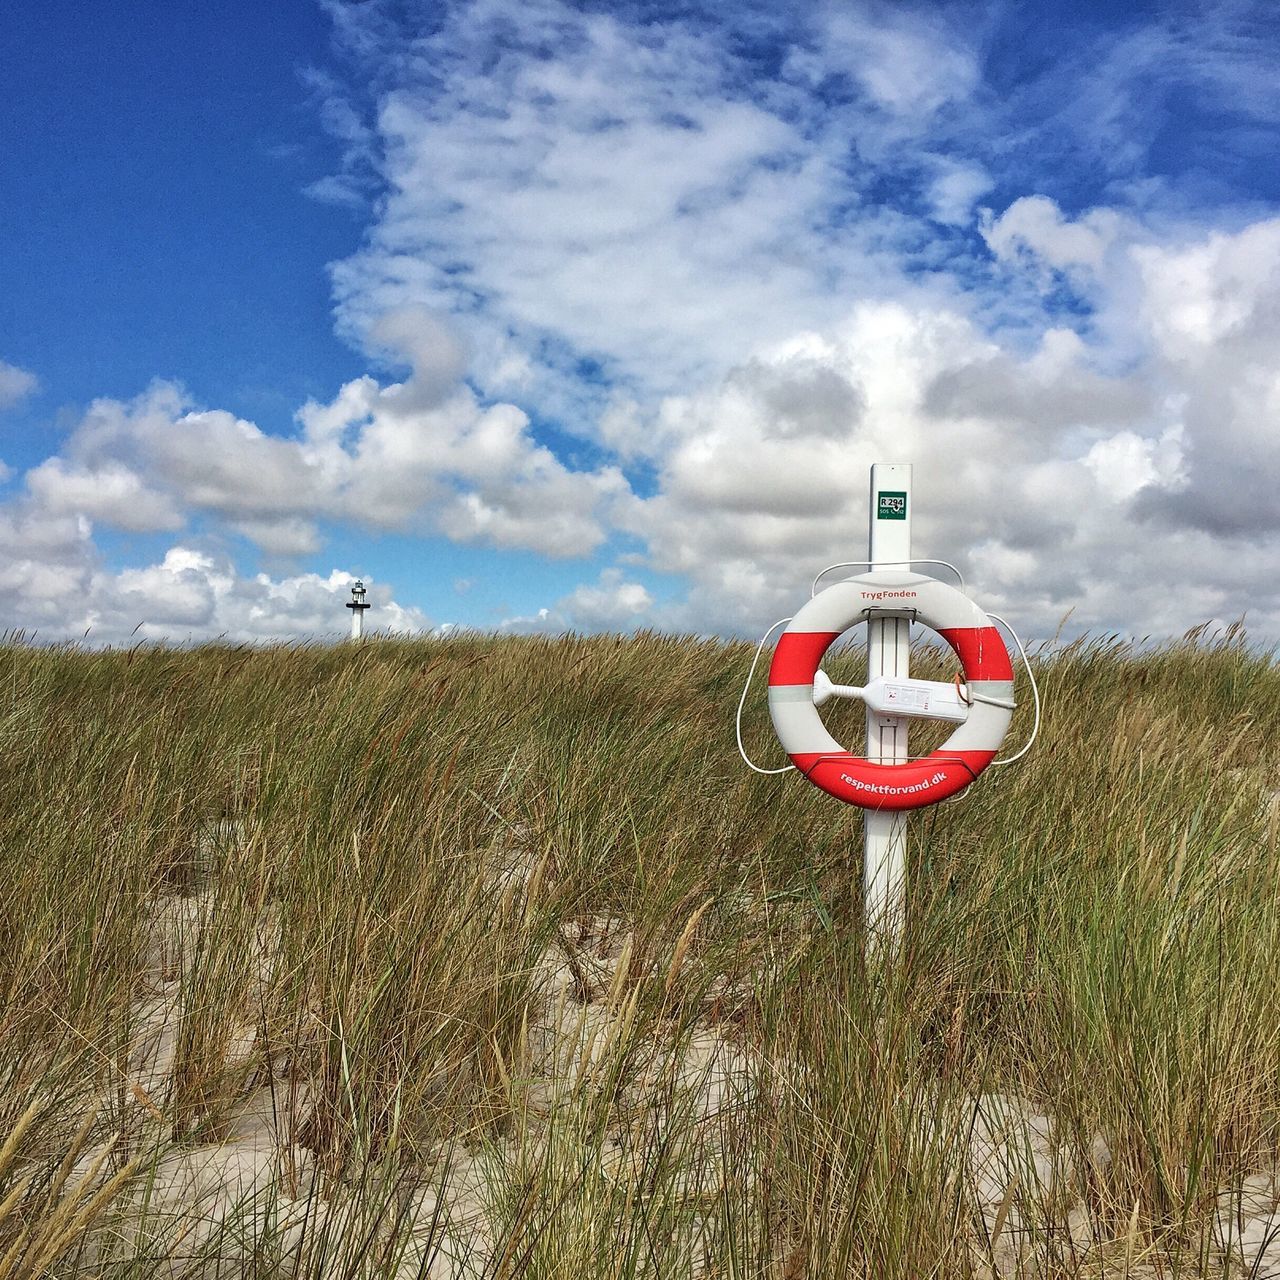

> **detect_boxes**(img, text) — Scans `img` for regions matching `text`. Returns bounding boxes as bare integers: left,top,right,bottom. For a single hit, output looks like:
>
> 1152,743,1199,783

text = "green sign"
877,490,908,520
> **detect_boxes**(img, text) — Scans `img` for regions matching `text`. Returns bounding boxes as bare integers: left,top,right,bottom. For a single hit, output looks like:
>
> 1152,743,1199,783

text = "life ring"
767,571,1015,810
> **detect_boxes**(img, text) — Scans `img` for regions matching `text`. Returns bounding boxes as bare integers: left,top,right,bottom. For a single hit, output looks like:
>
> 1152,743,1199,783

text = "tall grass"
0,627,1277,1276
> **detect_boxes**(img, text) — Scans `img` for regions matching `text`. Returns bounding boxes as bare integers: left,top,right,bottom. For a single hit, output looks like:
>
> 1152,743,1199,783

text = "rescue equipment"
766,571,1015,811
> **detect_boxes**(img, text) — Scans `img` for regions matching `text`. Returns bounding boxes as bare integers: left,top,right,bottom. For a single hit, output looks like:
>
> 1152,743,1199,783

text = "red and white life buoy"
767,571,1014,811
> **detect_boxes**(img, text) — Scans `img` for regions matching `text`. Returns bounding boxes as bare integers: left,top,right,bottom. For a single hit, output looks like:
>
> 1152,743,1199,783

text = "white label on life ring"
883,681,927,711
865,677,970,723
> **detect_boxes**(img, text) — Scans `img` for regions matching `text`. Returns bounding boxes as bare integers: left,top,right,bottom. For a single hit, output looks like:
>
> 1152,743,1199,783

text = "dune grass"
0,625,1278,1277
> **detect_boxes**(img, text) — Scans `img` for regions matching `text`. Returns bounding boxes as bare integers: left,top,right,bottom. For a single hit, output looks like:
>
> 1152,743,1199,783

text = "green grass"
0,628,1277,1277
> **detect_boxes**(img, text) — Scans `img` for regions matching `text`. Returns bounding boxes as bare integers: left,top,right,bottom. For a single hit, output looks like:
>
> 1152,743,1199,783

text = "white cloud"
367,307,468,406
804,8,979,122
303,174,367,208
228,517,323,556
21,319,624,562
982,196,1125,277
0,361,38,410
315,0,1280,426
498,568,653,634
0,307,632,643
606,248,1280,640
324,0,966,415
35,383,323,539
0,537,430,646
926,162,993,227
0,505,95,617
1129,219,1280,535
11,1,1280,648
26,458,184,531
1084,427,1184,501
923,327,1152,430
557,569,653,630
1132,219,1280,356
299,361,627,556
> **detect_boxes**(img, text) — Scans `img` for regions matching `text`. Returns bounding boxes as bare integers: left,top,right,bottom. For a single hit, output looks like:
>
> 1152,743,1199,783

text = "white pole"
864,463,912,946
351,609,364,642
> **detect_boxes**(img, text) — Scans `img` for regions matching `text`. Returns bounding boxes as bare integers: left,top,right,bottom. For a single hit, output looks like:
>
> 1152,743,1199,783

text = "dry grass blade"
0,629,1276,1276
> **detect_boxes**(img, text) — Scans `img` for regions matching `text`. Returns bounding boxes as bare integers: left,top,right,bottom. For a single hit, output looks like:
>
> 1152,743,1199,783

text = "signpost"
864,463,912,947
755,461,1029,953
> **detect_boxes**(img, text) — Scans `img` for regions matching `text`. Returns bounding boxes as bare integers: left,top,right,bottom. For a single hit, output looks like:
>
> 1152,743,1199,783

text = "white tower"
346,579,371,641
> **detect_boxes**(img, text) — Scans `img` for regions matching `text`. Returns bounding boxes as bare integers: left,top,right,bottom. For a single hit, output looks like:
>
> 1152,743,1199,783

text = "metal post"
864,463,912,946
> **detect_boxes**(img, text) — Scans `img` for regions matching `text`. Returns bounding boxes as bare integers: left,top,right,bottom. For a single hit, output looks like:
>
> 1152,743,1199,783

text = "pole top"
869,463,912,560
345,579,370,611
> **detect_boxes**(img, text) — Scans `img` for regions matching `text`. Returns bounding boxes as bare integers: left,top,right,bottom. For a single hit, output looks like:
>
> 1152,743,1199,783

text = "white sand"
51,849,1280,1278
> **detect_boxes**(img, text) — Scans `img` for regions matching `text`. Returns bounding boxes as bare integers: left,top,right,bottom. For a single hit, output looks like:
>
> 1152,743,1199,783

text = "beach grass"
0,625,1277,1277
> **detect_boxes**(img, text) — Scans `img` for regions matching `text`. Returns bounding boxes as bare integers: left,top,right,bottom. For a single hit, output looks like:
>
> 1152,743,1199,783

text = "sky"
2,0,1280,645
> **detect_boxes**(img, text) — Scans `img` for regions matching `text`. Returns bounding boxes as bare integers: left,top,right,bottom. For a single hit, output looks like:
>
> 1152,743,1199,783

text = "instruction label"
883,681,929,712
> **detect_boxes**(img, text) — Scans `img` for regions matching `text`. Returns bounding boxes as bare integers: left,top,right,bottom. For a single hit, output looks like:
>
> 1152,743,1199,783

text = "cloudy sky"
3,0,1279,644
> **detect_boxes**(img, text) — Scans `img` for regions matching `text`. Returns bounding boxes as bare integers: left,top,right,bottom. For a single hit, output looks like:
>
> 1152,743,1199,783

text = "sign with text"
877,491,907,520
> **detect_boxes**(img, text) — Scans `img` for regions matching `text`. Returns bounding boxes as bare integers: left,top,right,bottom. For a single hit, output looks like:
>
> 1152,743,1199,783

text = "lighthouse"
346,579,371,641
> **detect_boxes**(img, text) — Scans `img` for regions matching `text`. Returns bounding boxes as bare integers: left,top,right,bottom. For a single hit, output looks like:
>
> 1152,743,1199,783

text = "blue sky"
2,0,1279,642
2,3,359,426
